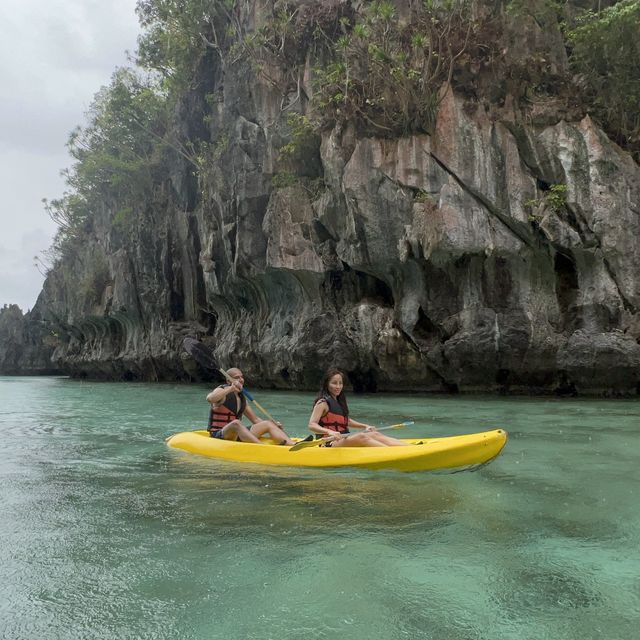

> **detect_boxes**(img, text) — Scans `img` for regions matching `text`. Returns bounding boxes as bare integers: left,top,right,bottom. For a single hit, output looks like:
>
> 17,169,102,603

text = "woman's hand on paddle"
364,425,377,432
328,432,345,442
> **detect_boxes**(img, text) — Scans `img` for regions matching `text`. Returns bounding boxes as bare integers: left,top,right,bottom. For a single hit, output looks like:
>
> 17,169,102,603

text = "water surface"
0,377,638,639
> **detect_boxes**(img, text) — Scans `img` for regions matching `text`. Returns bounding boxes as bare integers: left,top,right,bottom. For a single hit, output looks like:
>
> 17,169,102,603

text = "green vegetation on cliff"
43,0,640,264
242,0,474,135
43,68,169,256
567,0,640,151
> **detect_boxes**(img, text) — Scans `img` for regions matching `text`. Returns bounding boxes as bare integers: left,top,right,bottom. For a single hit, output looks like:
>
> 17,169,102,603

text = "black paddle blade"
182,337,219,371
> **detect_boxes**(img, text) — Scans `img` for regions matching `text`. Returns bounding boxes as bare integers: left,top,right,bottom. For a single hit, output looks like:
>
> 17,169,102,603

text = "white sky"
0,0,140,311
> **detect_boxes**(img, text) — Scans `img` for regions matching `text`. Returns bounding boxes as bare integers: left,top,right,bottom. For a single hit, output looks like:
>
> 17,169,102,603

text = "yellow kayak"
166,429,507,472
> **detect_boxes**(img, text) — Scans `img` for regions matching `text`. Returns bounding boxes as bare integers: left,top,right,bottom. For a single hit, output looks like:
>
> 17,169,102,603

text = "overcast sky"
0,0,140,311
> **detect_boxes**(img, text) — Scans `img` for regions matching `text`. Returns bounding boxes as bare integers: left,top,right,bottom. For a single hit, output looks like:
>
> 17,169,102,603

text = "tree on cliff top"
136,0,236,88
567,0,640,157
43,68,167,259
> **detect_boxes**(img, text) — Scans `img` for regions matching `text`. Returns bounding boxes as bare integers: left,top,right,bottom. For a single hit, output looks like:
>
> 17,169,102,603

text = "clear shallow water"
0,377,638,640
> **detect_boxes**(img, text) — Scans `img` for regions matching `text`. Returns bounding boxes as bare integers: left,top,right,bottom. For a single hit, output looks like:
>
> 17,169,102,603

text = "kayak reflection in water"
206,368,295,445
308,369,409,447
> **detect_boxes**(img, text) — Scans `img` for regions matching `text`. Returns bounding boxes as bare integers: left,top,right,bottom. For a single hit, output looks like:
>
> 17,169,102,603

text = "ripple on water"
2,378,640,640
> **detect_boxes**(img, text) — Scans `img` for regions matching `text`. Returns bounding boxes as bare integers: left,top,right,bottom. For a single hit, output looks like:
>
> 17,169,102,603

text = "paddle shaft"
290,421,414,451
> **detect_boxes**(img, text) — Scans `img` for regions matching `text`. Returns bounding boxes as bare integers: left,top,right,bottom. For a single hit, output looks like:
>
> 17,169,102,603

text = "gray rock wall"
7,1,640,395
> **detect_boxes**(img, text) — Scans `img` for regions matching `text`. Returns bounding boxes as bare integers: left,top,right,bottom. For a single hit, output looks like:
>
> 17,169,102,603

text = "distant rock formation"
0,305,60,375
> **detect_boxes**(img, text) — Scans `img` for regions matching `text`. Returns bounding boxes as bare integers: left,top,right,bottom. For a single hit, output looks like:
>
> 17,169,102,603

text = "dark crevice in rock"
183,166,200,212
413,306,441,343
556,198,636,315
187,213,215,329
538,180,591,245
126,251,159,381
555,200,600,251
602,256,636,314
496,368,512,395
323,265,394,308
396,324,452,389
165,228,185,322
554,251,580,332
555,371,578,397
312,219,337,243
169,290,185,322
108,316,126,354
563,206,595,246
441,380,460,394
500,127,597,247
348,368,378,393
200,309,218,335
503,122,543,176
481,256,513,310
350,209,372,263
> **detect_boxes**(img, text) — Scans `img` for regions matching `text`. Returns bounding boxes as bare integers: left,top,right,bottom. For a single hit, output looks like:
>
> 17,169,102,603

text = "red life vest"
208,386,246,433
317,394,349,434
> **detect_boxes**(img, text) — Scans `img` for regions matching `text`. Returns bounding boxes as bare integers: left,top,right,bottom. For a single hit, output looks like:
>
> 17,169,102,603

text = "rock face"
4,1,640,394
0,305,60,375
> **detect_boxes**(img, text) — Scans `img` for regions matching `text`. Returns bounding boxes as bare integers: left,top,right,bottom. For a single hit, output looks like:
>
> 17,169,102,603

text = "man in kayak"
308,368,409,446
206,368,295,445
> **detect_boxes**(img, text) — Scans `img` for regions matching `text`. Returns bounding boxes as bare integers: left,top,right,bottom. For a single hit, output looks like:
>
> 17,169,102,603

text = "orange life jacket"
208,386,246,432
317,394,349,434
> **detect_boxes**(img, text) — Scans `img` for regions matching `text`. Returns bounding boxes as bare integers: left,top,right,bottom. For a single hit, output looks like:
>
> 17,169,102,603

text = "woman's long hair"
314,368,349,419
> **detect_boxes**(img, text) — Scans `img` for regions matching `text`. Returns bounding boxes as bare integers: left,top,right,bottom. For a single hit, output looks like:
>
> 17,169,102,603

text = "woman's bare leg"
369,432,410,446
332,432,385,447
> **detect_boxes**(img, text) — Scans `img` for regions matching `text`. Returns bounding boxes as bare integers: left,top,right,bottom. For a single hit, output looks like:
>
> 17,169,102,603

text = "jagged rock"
0,304,60,375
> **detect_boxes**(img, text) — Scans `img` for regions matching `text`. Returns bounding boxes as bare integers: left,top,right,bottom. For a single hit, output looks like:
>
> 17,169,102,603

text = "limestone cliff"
0,305,60,375
4,0,640,395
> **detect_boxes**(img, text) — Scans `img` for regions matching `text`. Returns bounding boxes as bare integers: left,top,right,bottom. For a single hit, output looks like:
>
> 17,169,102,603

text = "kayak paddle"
289,421,415,451
182,337,279,424
182,336,220,372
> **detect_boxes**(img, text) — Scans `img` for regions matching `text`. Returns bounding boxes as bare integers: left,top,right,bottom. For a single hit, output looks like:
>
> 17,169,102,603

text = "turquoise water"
0,376,638,640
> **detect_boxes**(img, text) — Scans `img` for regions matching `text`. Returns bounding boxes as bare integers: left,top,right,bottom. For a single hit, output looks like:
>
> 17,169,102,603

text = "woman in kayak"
308,369,409,447
207,367,295,445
